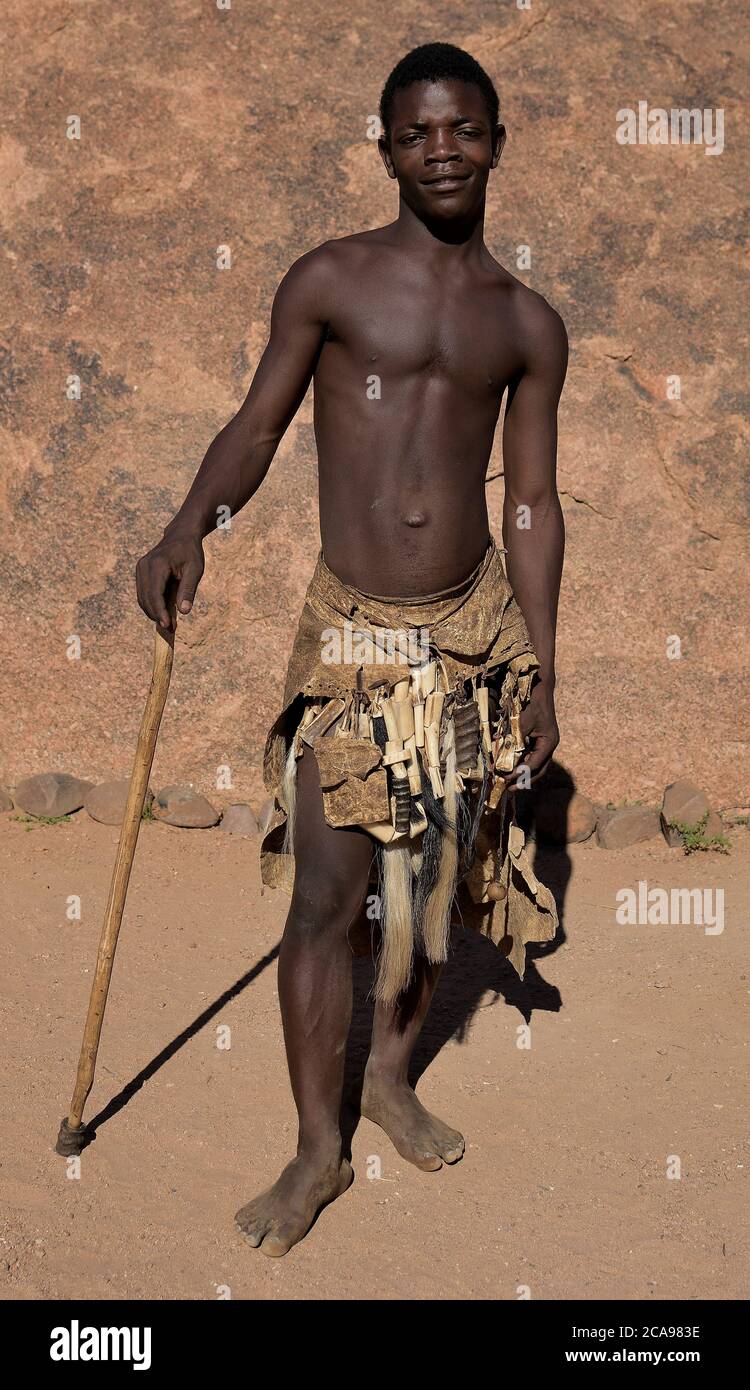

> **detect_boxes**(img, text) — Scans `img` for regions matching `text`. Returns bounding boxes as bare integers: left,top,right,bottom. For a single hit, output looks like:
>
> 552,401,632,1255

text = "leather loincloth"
260,537,558,1001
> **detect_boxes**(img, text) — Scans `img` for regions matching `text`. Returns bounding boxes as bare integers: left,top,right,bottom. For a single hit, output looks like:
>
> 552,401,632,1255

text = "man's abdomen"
314,377,500,596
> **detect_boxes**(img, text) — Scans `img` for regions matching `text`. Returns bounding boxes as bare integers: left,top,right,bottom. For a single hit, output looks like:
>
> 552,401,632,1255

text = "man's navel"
402,511,428,528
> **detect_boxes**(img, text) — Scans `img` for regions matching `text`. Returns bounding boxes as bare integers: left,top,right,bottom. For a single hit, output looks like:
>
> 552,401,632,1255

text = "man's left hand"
516,681,559,785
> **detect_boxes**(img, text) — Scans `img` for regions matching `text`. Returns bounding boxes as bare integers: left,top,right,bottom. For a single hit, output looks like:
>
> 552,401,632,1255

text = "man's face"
379,78,504,222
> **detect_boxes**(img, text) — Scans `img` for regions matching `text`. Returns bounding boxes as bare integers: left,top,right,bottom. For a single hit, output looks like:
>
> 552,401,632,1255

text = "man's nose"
424,130,461,163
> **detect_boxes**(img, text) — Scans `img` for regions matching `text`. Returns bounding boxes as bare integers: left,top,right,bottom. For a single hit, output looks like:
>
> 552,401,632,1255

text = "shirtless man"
136,43,567,1257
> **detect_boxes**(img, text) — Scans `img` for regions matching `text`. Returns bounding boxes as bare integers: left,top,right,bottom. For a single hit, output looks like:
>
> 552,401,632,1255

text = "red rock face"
0,3,746,808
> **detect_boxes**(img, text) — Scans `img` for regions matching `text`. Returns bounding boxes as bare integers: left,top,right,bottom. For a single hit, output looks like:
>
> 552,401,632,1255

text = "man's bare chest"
321,272,521,395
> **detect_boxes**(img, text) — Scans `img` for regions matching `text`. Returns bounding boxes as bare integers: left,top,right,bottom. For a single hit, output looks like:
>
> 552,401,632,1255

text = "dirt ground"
1,811,747,1302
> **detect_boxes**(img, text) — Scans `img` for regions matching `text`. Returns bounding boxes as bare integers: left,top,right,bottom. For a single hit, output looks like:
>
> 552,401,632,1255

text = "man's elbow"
222,409,285,456
503,487,561,528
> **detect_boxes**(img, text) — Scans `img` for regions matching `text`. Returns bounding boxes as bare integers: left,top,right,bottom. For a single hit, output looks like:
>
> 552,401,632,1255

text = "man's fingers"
150,569,173,629
135,559,157,624
527,755,554,786
135,561,146,615
175,556,204,615
515,737,556,786
137,556,172,628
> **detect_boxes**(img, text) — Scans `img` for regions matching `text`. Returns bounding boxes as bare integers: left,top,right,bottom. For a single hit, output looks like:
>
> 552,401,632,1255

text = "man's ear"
378,136,397,179
491,123,507,168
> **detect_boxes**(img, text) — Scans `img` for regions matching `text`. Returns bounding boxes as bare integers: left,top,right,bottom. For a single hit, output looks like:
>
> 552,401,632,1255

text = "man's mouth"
421,173,470,190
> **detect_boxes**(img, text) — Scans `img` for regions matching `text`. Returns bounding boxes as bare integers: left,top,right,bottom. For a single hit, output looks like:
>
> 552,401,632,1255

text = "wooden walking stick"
55,601,176,1156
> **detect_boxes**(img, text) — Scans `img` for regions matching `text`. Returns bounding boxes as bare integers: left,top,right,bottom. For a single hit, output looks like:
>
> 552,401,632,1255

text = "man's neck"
392,196,488,260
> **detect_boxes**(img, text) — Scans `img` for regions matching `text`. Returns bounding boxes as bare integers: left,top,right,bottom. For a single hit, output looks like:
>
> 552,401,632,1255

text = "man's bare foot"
235,1151,353,1257
361,1066,465,1171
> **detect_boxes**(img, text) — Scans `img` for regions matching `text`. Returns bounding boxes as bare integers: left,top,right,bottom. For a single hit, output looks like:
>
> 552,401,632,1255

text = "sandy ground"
1,811,747,1302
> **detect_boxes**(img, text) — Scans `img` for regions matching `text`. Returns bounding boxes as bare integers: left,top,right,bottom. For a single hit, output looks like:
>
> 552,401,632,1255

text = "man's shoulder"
278,229,392,309
287,227,394,277
485,257,566,338
515,282,567,343
497,272,568,369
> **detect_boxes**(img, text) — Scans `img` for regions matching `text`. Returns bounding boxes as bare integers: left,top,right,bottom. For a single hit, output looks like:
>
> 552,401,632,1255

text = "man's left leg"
361,959,465,1170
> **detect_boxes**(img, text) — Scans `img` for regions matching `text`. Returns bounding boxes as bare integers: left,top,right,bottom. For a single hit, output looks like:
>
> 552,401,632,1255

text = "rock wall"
1,0,746,808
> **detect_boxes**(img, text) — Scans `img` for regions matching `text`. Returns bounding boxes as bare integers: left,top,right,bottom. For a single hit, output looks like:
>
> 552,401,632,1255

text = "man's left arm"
501,293,568,782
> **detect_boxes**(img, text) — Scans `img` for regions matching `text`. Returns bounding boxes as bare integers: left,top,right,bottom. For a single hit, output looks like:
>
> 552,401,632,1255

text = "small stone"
152,785,220,829
597,805,661,849
219,804,259,835
534,788,597,844
257,798,276,835
661,779,710,830
13,772,93,818
84,780,153,825
0,787,13,812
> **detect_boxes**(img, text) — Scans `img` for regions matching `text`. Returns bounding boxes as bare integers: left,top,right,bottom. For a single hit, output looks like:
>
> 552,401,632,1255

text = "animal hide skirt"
260,537,558,1004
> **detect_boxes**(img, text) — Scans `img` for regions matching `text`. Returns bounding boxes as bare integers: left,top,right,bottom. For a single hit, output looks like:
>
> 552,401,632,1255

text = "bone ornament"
492,719,518,774
409,660,434,752
413,697,425,749
380,691,412,834
477,685,492,757
299,697,346,746
392,685,420,793
423,690,445,798
412,659,436,726
393,680,428,833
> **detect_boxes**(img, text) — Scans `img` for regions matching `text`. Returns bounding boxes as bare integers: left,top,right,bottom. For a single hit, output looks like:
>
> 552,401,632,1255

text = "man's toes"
238,1223,265,1248
404,1145,442,1172
234,1204,268,1246
260,1225,297,1258
440,1132,465,1163
432,1125,464,1164
441,1143,464,1164
234,1198,262,1226
236,1218,266,1247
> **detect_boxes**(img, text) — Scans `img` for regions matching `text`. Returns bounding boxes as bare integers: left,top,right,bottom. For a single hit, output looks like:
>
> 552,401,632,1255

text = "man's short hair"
379,42,500,141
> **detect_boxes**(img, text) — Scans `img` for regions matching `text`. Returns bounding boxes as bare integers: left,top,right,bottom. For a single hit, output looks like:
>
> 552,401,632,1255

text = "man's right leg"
235,744,374,1257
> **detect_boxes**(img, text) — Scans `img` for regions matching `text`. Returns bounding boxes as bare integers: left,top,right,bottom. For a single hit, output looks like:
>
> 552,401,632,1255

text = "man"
136,42,567,1257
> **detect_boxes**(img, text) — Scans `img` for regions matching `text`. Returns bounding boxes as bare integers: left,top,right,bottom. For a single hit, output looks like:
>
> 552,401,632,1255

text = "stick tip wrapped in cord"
54,1116,90,1157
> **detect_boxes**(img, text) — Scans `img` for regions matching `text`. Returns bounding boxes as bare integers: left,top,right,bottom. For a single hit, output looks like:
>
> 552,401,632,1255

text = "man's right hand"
135,530,205,630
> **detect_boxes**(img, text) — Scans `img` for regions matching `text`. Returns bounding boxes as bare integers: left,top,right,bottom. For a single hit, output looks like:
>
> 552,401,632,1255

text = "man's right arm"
135,247,332,628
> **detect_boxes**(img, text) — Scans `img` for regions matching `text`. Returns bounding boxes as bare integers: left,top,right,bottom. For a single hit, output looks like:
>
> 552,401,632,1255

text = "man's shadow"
342,760,576,1139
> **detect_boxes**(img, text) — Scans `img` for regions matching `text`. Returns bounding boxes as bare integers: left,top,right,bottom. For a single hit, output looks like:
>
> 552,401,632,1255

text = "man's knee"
288,864,366,941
